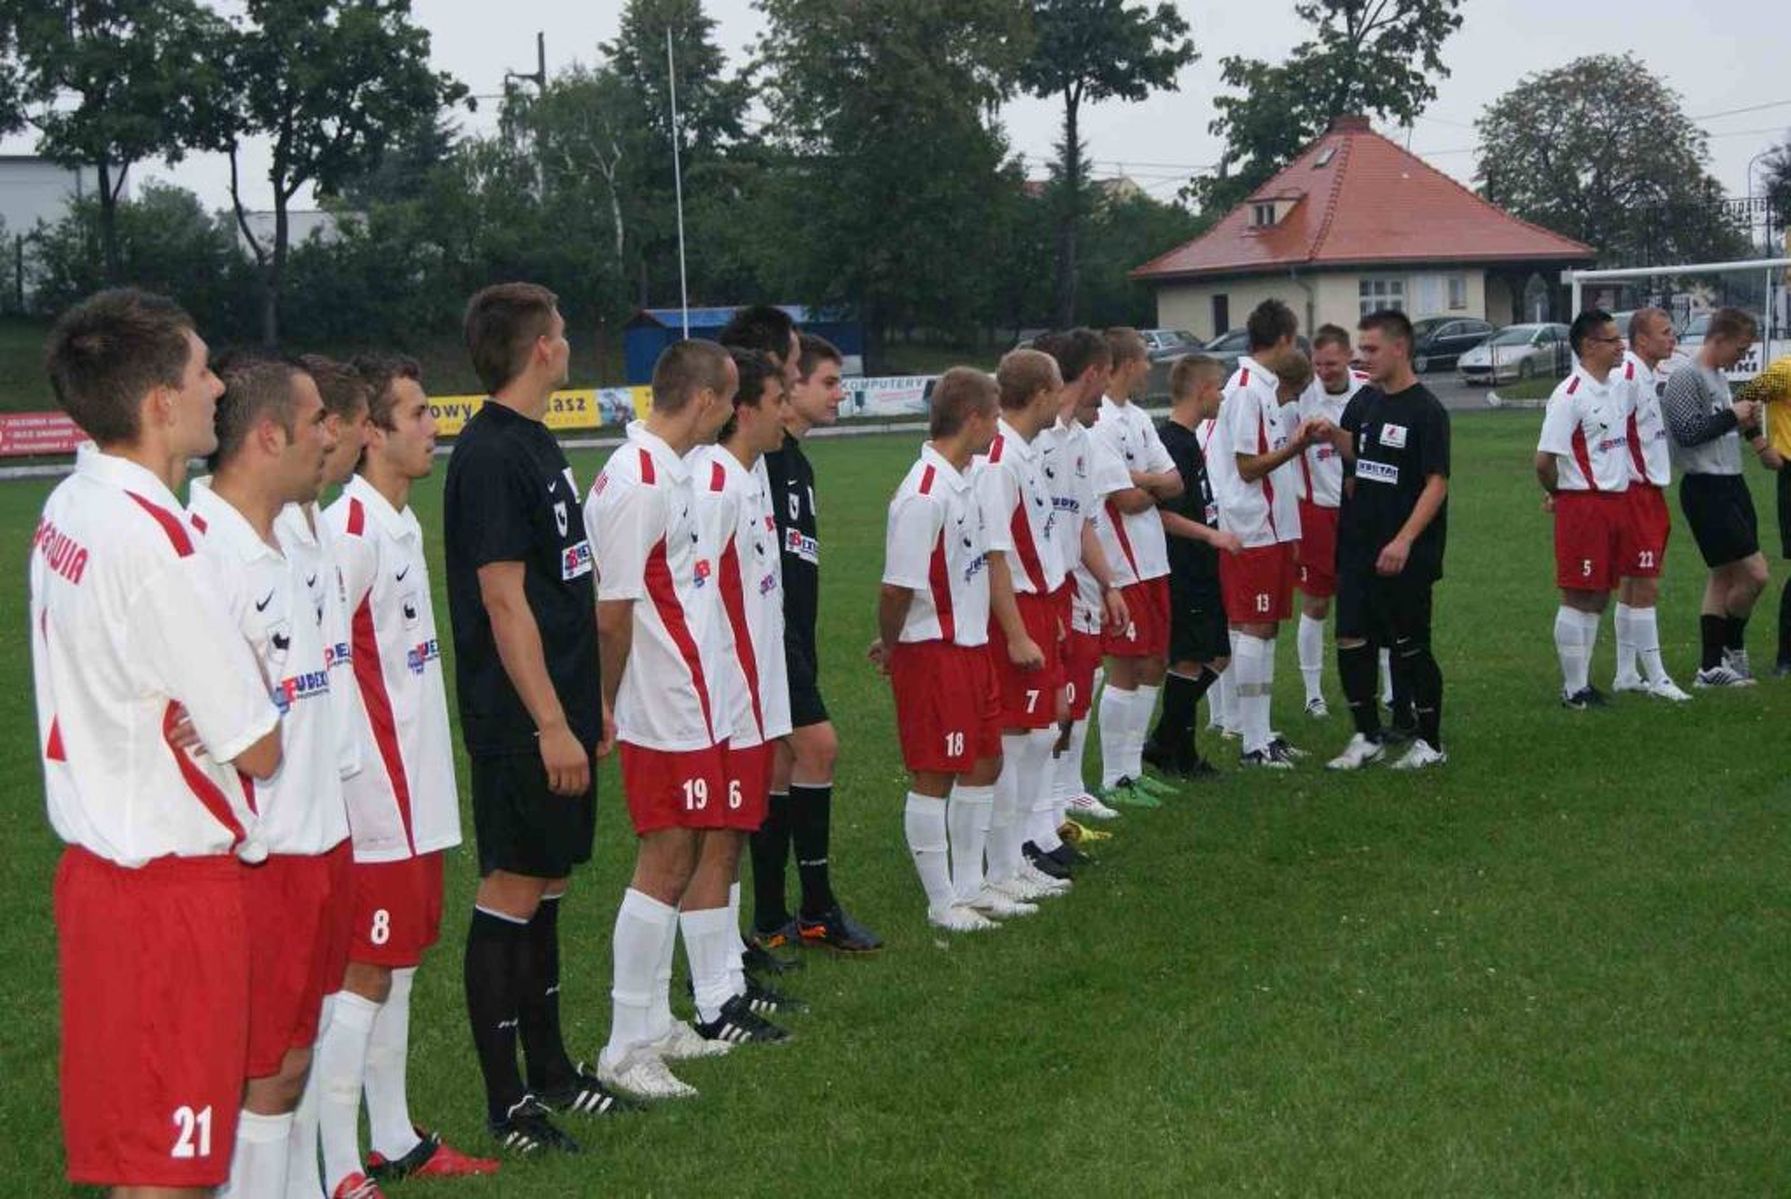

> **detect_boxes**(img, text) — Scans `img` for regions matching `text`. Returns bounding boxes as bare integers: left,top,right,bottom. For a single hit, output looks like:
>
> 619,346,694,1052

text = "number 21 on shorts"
171,1104,213,1159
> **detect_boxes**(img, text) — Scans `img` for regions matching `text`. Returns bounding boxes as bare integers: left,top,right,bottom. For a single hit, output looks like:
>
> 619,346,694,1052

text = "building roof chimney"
1327,114,1372,133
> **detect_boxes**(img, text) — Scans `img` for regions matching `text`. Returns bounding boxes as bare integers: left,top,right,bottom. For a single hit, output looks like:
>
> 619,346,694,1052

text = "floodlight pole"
667,30,691,340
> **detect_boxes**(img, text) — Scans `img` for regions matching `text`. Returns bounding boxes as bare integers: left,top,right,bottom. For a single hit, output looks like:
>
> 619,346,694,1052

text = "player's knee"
794,722,838,776
343,960,393,1005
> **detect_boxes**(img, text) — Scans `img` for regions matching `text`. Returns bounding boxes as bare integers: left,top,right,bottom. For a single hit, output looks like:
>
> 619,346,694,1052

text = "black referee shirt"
1156,416,1221,584
764,430,820,656
1337,382,1451,582
442,401,600,755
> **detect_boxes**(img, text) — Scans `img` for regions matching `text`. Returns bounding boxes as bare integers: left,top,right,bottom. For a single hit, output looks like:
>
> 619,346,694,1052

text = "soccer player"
1732,354,1791,673
1325,310,1452,771
587,338,738,1099
1663,307,1771,686
1294,325,1367,717
187,354,349,1199
35,289,283,1196
314,355,498,1194
1145,354,1241,777
444,284,616,1153
1610,309,1692,701
686,348,803,1044
1537,309,1631,708
870,367,1012,930
1090,327,1184,797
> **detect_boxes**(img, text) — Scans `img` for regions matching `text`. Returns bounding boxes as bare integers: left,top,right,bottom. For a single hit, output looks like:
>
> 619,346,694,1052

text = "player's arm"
1077,520,1129,629
1377,474,1448,577
1107,484,1158,514
1534,452,1559,492
1662,370,1742,447
872,585,914,674
1134,424,1185,499
1162,510,1241,554
986,554,1043,670
479,561,589,797
597,598,634,714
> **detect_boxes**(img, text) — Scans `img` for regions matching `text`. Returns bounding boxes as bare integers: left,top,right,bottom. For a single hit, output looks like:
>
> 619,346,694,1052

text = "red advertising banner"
0,412,85,457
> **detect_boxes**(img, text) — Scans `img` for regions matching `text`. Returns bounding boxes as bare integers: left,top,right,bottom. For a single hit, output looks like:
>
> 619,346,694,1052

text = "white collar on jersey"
342,472,419,540
187,476,283,563
1236,355,1281,389
919,441,970,490
75,445,184,510
994,416,1038,459
626,419,691,482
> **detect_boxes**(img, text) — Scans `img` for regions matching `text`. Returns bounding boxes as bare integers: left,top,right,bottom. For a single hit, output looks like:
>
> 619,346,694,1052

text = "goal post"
1563,256,1791,381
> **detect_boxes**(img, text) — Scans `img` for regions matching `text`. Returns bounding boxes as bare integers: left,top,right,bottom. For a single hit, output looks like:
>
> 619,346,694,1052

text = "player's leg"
285,843,353,1199
688,825,790,1044
1097,651,1141,788
1056,629,1116,819
1327,567,1386,770
1297,594,1331,715
1552,494,1616,705
1387,579,1447,769
1554,587,1608,704
1777,467,1791,675
786,720,880,952
750,740,795,944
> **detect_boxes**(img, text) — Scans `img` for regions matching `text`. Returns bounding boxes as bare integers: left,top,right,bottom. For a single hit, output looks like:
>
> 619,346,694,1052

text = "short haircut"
1104,326,1147,366
1357,309,1414,354
717,304,795,362
1049,327,1109,382
44,288,196,446
1569,308,1615,356
299,354,370,423
1030,330,1063,360
996,348,1059,412
651,338,732,415
721,347,782,443
1246,299,1298,351
352,352,423,430
928,366,997,439
211,351,308,470
1311,323,1351,353
1708,306,1757,343
1627,307,1672,341
464,282,558,395
796,332,842,382
1266,347,1313,394
1169,353,1223,399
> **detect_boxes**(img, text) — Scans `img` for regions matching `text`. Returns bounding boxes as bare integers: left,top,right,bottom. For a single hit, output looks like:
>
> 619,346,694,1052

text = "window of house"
1252,203,1276,228
1447,275,1468,311
1358,277,1405,315
1211,294,1230,336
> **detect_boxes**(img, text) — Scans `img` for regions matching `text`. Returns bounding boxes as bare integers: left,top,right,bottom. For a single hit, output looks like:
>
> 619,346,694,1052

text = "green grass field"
3,413,1789,1195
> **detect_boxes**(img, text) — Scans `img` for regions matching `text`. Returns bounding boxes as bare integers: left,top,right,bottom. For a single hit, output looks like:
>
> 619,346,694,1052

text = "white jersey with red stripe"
883,442,990,647
1219,357,1304,547
1295,372,1365,508
188,480,348,857
275,502,361,783
1038,416,1129,634
1618,351,1672,488
1089,395,1175,580
1085,428,1142,590
691,446,792,749
1539,365,1630,493
323,475,462,862
588,421,730,752
973,417,1063,596
31,451,278,867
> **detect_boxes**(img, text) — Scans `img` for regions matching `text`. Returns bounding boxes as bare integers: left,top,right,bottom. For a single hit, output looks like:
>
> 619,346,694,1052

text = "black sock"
790,782,835,918
1397,638,1444,749
1779,581,1791,664
1700,613,1725,670
518,895,576,1095
750,792,792,934
1338,642,1382,737
1181,667,1220,761
1150,670,1201,750
464,907,528,1122
1723,614,1747,652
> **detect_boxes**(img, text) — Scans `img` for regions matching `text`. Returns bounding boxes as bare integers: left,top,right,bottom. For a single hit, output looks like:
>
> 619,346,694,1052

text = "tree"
218,0,467,344
1019,0,1196,328
1763,136,1791,240
1476,55,1749,266
334,107,461,209
13,0,232,282
1193,0,1463,216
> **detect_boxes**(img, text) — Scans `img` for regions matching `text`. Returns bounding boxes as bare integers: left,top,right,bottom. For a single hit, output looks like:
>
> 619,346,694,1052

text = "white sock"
285,993,332,1198
1024,728,1062,851
647,895,681,1041
1579,608,1602,679
1613,602,1638,683
222,1109,293,1199
1555,606,1588,694
316,989,378,1192
1055,717,1091,810
947,783,993,902
680,905,737,1025
364,966,420,1161
988,735,1027,881
1224,630,1244,731
1298,614,1326,703
1235,634,1275,754
1631,604,1668,684
1379,647,1394,705
1209,663,1231,730
726,880,747,997
1097,685,1133,787
1126,683,1159,780
607,888,678,1059
903,792,953,915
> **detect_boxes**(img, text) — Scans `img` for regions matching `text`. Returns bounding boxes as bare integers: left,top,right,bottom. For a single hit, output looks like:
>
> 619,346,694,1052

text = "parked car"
1410,317,1495,373
1672,310,1759,358
1457,322,1571,384
1201,328,1312,374
1140,328,1204,361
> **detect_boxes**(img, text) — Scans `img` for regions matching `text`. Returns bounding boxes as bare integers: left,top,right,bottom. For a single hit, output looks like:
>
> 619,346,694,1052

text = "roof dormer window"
1252,202,1277,228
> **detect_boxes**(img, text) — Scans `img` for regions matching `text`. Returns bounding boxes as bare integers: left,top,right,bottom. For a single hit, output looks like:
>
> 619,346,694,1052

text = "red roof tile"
1131,116,1595,281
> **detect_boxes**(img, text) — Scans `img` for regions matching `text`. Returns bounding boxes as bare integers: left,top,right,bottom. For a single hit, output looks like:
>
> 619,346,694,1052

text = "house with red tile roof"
1131,116,1596,341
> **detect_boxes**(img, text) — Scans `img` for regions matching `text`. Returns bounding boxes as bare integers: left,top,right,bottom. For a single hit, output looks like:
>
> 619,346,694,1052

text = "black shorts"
1679,472,1758,568
1167,575,1229,664
470,751,596,879
1777,466,1790,559
1335,566,1434,647
786,640,829,729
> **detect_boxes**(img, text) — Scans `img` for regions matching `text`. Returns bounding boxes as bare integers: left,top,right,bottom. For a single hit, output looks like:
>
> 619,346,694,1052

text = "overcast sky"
7,0,1789,221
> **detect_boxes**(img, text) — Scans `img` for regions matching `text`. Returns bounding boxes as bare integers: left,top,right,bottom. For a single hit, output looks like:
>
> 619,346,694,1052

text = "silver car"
1458,322,1572,384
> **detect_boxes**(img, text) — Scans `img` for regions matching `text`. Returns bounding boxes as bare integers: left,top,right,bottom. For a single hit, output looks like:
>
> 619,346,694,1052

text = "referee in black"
1325,309,1451,772
443,283,626,1154
719,306,882,956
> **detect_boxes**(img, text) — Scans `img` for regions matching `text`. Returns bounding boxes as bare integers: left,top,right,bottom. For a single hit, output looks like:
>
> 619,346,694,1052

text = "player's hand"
1304,417,1334,447
867,638,891,675
1762,446,1786,471
595,702,617,760
168,703,203,753
1009,635,1045,671
1053,719,1073,755
1732,398,1759,426
1375,536,1411,577
538,722,591,797
1102,587,1129,632
1214,530,1243,555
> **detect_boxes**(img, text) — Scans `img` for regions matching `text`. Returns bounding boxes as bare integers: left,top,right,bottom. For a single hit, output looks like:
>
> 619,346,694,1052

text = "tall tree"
1476,55,1748,266
13,0,231,281
218,0,466,344
1762,136,1791,242
1019,0,1196,327
1193,0,1463,216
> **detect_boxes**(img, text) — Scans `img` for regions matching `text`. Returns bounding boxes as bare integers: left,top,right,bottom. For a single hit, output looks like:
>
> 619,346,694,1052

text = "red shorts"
1618,483,1671,578
350,849,445,968
890,640,1003,774
1221,542,1297,623
1063,629,1104,720
1297,501,1340,598
1554,491,1625,591
244,845,352,1076
620,741,728,834
988,591,1065,728
1102,576,1170,658
720,740,775,830
56,847,248,1189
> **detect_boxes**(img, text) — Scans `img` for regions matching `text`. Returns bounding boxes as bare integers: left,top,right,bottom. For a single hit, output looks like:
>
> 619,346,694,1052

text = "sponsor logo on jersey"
561,539,593,581
1380,423,1408,449
1052,495,1081,514
1597,434,1629,453
406,638,441,676
758,571,778,596
963,553,989,583
272,668,331,714
694,557,712,588
323,641,352,670
785,527,820,564
1356,459,1400,485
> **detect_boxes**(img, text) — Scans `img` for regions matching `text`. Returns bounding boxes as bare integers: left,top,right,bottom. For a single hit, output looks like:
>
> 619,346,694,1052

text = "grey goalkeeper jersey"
1662,360,1741,476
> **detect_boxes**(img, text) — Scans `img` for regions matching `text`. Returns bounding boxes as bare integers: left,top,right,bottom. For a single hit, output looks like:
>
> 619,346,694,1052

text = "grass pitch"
3,413,1788,1195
